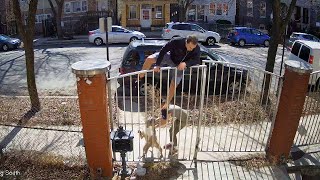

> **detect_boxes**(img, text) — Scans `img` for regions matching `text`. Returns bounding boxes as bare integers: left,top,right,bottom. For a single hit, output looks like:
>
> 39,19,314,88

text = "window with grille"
209,3,215,15
155,6,162,19
217,3,222,15
260,2,266,18
129,5,137,19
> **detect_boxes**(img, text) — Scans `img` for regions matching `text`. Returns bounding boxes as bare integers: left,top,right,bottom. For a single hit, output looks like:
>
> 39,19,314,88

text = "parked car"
0,34,21,51
227,27,270,47
161,22,221,46
288,40,320,87
118,39,249,95
288,32,320,48
88,26,146,46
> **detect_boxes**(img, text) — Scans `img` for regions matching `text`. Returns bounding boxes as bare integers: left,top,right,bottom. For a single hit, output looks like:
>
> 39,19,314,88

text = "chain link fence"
0,91,88,179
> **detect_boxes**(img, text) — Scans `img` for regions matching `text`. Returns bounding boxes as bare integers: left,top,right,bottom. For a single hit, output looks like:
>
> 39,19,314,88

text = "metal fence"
0,95,87,178
108,61,282,162
294,71,320,147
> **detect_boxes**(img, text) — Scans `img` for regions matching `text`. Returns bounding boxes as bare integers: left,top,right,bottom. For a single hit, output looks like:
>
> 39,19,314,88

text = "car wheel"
206,37,216,46
94,38,103,46
2,44,9,51
130,36,138,42
139,82,153,96
264,40,270,47
238,39,245,47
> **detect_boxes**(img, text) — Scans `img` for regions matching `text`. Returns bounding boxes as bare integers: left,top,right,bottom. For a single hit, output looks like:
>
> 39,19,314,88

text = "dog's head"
146,117,157,127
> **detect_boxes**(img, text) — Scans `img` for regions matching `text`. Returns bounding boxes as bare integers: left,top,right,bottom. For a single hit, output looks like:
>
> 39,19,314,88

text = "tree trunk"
262,22,282,104
179,5,186,22
56,5,63,39
24,38,41,111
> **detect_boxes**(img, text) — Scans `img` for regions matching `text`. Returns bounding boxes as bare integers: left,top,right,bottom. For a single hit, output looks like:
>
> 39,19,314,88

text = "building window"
303,8,309,23
197,5,205,21
82,1,87,11
155,6,162,19
36,14,51,24
217,3,222,15
129,5,137,19
71,1,81,12
188,5,196,21
247,0,253,17
260,2,266,18
65,1,87,13
223,3,228,15
65,3,71,13
209,3,215,15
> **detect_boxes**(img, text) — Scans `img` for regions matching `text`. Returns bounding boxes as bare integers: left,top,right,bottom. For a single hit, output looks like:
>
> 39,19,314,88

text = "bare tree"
262,0,297,103
48,0,64,39
12,0,40,111
177,0,195,22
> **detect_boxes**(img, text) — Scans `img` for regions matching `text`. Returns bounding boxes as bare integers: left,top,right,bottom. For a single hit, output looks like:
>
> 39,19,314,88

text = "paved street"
0,43,289,96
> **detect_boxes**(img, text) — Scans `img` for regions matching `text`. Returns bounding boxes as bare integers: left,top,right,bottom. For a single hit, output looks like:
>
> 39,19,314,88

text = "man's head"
185,35,198,51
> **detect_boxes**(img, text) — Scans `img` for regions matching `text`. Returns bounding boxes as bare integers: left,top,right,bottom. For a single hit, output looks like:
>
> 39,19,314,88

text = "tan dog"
138,118,163,159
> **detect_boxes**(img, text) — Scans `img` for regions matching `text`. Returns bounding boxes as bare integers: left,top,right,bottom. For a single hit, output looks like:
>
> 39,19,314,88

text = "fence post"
267,60,312,164
71,60,112,179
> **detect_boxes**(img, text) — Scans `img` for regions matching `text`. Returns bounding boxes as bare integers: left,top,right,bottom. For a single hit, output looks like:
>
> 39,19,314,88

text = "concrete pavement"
33,31,162,47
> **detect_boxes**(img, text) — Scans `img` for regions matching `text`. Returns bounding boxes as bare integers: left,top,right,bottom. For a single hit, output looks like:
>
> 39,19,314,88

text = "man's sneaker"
161,109,167,120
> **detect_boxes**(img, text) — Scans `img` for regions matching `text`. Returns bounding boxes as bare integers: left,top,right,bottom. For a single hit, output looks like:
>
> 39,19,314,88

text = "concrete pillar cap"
285,60,313,74
71,60,111,76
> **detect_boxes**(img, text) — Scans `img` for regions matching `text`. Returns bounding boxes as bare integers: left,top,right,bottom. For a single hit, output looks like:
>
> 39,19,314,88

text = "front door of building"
140,9,151,28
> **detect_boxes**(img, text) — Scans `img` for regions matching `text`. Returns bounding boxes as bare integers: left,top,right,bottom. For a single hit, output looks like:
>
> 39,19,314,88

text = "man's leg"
161,71,183,110
138,56,156,79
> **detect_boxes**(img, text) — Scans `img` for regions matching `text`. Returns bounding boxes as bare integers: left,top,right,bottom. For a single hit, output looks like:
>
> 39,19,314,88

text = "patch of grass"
0,150,89,179
0,97,81,126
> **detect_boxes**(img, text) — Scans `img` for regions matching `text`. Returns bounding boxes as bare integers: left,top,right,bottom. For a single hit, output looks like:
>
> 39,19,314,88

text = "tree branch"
281,0,297,30
48,0,57,17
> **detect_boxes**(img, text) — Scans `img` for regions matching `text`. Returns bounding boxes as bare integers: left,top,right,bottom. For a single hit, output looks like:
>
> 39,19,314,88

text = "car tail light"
119,67,125,74
165,29,171,33
88,31,95,36
234,32,239,36
309,55,314,64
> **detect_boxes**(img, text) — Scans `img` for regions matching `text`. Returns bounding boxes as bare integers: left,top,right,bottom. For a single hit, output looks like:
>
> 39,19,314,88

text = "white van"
288,40,320,86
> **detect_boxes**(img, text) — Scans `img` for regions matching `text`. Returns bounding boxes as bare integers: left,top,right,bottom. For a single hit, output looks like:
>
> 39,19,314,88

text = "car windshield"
0,35,9,40
206,48,224,62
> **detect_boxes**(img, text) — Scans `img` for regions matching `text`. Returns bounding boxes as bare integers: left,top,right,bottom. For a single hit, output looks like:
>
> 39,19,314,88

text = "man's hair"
186,35,198,45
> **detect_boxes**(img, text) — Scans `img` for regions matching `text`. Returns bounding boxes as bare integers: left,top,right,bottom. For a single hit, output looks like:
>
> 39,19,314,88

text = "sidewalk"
1,123,319,179
33,31,162,47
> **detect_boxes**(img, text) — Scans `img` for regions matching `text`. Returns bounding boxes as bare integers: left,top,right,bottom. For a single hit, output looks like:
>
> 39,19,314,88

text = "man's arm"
155,40,173,66
185,47,201,67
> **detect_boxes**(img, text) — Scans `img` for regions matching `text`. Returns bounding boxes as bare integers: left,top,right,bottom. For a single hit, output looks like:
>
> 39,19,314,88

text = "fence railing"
108,61,282,162
294,71,320,147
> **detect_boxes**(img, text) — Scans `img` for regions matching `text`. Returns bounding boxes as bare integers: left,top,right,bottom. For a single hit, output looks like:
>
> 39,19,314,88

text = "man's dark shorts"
149,52,183,85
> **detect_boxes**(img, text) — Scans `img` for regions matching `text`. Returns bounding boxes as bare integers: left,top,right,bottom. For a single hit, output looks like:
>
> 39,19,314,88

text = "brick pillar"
267,60,312,164
165,3,170,23
71,60,112,179
121,4,127,27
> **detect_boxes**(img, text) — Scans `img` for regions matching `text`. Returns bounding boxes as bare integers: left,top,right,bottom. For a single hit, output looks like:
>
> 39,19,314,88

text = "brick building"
119,0,175,30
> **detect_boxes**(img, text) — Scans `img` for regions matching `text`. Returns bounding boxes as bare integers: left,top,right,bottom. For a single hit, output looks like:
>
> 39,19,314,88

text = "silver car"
88,26,146,46
288,32,320,47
